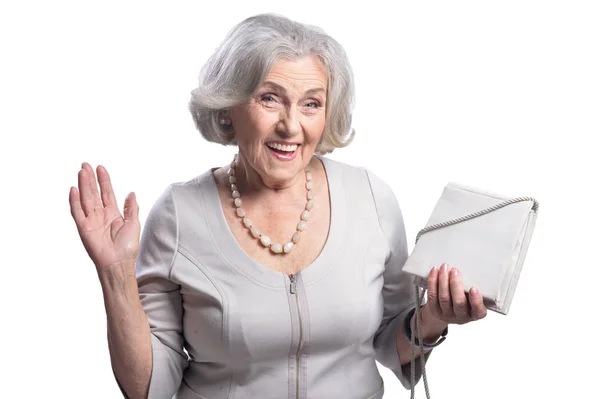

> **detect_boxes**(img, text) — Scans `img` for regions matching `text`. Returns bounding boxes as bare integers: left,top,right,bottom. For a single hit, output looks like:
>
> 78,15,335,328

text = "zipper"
289,273,304,399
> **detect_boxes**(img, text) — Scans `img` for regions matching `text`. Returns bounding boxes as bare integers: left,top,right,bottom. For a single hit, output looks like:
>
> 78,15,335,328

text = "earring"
219,117,231,126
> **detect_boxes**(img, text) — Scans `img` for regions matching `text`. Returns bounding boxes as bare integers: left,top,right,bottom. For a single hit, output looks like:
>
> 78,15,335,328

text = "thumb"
123,192,139,221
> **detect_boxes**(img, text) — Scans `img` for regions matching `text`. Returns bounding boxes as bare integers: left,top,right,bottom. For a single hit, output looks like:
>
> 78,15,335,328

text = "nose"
277,105,302,137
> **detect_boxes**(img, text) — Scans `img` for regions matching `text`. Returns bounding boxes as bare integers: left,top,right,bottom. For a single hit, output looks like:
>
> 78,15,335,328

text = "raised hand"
69,162,141,272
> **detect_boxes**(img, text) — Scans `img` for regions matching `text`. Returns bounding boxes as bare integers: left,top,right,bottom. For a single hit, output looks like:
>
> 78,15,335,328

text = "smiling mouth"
265,142,300,160
266,142,299,153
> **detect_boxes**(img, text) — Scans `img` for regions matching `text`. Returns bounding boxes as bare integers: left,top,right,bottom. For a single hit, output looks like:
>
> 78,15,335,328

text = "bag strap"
410,285,430,399
415,196,539,243
408,196,538,397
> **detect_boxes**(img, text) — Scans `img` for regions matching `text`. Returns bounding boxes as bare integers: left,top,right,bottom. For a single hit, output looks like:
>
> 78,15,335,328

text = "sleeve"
134,184,189,398
366,170,432,390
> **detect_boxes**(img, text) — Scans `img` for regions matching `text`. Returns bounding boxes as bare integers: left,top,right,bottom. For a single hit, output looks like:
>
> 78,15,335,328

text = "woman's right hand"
69,162,141,273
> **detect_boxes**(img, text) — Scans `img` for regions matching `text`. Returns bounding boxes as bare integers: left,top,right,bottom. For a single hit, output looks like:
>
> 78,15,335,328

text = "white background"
1,1,598,398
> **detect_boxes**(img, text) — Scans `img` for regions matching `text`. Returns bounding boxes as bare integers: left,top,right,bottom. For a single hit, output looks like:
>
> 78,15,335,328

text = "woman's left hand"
422,263,488,325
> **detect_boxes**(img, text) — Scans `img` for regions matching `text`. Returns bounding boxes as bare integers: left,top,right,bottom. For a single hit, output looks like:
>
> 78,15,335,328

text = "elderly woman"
69,13,487,399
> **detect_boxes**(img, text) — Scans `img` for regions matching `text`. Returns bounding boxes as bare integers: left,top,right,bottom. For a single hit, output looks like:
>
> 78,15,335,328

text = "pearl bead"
306,171,312,181
306,181,313,190
270,243,283,254
234,198,242,207
283,242,294,253
260,235,271,247
243,217,252,228
301,210,309,220
229,176,237,184
292,232,301,243
297,221,307,231
231,184,238,191
228,168,235,176
236,208,246,217
307,190,314,200
250,226,261,238
306,200,314,210
232,190,240,199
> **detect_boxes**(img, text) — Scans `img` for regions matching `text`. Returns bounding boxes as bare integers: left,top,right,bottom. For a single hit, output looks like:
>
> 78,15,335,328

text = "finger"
123,192,139,222
468,287,487,320
426,266,441,315
437,263,453,317
450,268,469,320
69,186,86,226
81,162,102,211
78,168,95,216
97,165,118,209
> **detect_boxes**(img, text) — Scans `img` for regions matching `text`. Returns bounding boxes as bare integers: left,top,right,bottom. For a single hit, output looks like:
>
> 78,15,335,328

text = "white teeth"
267,142,298,152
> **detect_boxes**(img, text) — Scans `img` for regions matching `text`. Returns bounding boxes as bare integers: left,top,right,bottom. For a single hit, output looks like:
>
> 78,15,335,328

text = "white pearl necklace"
227,154,313,254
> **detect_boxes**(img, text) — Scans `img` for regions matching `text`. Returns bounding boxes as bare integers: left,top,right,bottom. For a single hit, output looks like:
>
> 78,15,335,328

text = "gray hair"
188,13,355,154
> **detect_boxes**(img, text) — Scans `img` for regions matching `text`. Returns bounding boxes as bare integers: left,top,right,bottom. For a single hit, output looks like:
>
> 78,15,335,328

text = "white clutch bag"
401,182,539,399
402,181,539,315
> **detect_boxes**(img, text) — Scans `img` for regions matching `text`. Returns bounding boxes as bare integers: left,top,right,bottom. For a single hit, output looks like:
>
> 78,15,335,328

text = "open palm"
69,162,140,271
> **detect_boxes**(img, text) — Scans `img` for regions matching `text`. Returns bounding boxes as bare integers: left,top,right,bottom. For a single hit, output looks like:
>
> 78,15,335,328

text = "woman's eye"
261,95,276,103
305,101,321,109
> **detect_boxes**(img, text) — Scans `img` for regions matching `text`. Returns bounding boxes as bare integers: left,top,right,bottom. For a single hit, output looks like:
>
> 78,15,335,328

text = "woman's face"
230,54,328,189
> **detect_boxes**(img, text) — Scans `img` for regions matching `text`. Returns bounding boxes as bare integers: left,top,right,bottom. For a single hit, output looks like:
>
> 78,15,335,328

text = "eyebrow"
260,81,326,96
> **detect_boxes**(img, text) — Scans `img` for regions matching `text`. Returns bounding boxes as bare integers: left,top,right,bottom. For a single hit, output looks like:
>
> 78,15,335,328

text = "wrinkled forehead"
260,54,328,95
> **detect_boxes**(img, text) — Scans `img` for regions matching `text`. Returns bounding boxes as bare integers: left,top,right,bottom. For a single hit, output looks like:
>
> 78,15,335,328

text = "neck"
233,153,313,198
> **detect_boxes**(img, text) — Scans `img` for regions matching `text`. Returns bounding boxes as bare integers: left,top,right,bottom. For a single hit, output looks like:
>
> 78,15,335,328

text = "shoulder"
136,168,217,272
170,168,216,197
320,156,400,212
152,167,221,213
319,155,366,181
142,168,217,235
321,156,405,238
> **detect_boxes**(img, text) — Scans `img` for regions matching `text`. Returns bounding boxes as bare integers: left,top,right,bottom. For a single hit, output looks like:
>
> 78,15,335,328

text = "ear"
218,110,232,126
